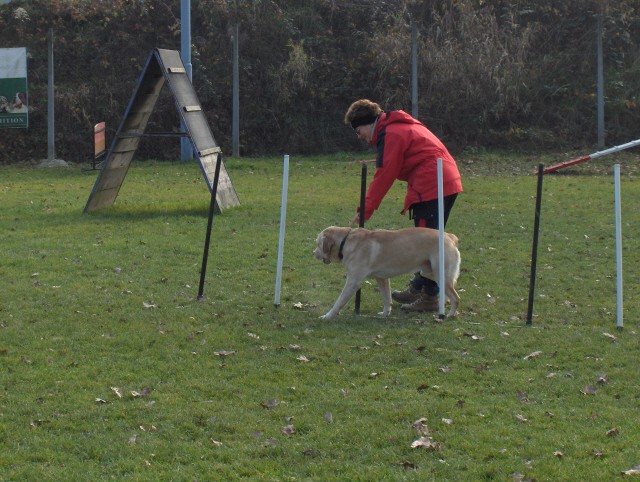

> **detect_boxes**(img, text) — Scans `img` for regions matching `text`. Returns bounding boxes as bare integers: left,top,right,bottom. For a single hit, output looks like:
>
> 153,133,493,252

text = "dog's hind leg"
320,275,364,320
444,248,461,317
374,277,392,316
444,283,460,317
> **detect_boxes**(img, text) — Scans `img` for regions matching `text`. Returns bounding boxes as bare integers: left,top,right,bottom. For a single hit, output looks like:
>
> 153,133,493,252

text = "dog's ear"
322,231,335,259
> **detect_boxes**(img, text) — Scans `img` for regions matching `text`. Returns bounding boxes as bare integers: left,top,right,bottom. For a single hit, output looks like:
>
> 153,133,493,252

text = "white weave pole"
614,164,623,329
274,154,290,307
437,158,446,318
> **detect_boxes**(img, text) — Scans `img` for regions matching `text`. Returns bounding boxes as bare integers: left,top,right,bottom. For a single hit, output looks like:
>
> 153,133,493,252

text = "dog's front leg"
374,277,392,316
320,275,363,320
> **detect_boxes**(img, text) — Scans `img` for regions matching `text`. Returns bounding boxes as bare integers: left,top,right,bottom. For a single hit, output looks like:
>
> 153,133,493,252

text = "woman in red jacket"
344,99,463,312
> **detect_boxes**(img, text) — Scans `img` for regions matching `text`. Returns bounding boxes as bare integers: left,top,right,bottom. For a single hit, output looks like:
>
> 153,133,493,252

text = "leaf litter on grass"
3,158,640,480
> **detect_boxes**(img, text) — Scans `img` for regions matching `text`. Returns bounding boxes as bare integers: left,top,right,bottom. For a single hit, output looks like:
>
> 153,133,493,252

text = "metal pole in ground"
197,154,223,300
614,164,623,330
437,158,445,319
180,0,193,161
526,164,545,325
47,29,55,161
274,154,290,307
354,162,367,314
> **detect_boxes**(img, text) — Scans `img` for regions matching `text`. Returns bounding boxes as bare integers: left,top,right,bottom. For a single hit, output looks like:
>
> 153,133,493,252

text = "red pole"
543,155,591,174
544,138,640,174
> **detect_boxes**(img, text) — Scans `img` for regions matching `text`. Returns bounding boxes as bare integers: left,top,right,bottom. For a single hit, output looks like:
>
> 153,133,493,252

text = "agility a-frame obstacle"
84,48,239,213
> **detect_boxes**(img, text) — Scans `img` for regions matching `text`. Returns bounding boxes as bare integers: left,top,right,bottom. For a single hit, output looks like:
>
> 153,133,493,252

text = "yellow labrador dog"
313,226,460,319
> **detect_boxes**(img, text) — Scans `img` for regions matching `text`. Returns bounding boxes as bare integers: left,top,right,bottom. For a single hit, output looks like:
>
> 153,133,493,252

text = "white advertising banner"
0,47,28,128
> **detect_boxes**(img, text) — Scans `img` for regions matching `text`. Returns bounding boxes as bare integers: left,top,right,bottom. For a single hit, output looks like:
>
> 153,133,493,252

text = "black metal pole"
526,163,544,325
354,162,367,314
197,154,223,300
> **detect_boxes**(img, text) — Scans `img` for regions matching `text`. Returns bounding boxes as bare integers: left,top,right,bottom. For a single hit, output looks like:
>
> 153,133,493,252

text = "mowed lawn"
1,152,639,480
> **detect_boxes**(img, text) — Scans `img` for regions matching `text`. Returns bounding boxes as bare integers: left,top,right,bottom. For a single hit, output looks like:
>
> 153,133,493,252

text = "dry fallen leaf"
606,428,620,437
621,465,640,475
412,418,430,436
95,398,108,404
128,434,137,445
288,344,302,351
143,301,157,309
553,451,565,457
111,386,123,399
211,440,223,447
411,436,440,450
261,399,279,409
602,332,617,341
581,386,598,395
130,388,152,398
597,373,609,385
515,414,529,423
281,424,295,436
441,418,453,425
524,351,542,361
293,302,304,309
214,350,236,357
324,411,333,423
591,449,604,457
29,419,50,427
296,355,310,363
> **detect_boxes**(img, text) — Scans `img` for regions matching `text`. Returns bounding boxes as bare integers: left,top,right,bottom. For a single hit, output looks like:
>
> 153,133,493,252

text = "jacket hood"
371,110,420,145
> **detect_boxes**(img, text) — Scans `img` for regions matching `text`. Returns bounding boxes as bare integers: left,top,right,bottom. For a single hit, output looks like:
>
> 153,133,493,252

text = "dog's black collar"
338,230,352,259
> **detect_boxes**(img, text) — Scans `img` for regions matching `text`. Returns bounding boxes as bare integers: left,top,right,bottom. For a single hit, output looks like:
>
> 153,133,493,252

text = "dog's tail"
445,232,459,247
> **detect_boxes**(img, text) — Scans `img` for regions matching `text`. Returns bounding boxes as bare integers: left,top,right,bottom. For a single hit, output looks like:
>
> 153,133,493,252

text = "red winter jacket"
359,110,463,221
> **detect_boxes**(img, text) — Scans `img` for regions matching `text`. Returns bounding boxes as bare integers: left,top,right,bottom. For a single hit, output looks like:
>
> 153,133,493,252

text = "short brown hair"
344,99,384,128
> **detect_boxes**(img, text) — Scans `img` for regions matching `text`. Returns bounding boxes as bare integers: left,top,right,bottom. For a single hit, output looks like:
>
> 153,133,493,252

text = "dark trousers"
409,193,458,296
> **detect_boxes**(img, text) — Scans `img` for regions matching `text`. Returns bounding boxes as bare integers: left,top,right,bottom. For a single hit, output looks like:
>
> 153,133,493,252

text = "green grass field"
1,152,639,480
